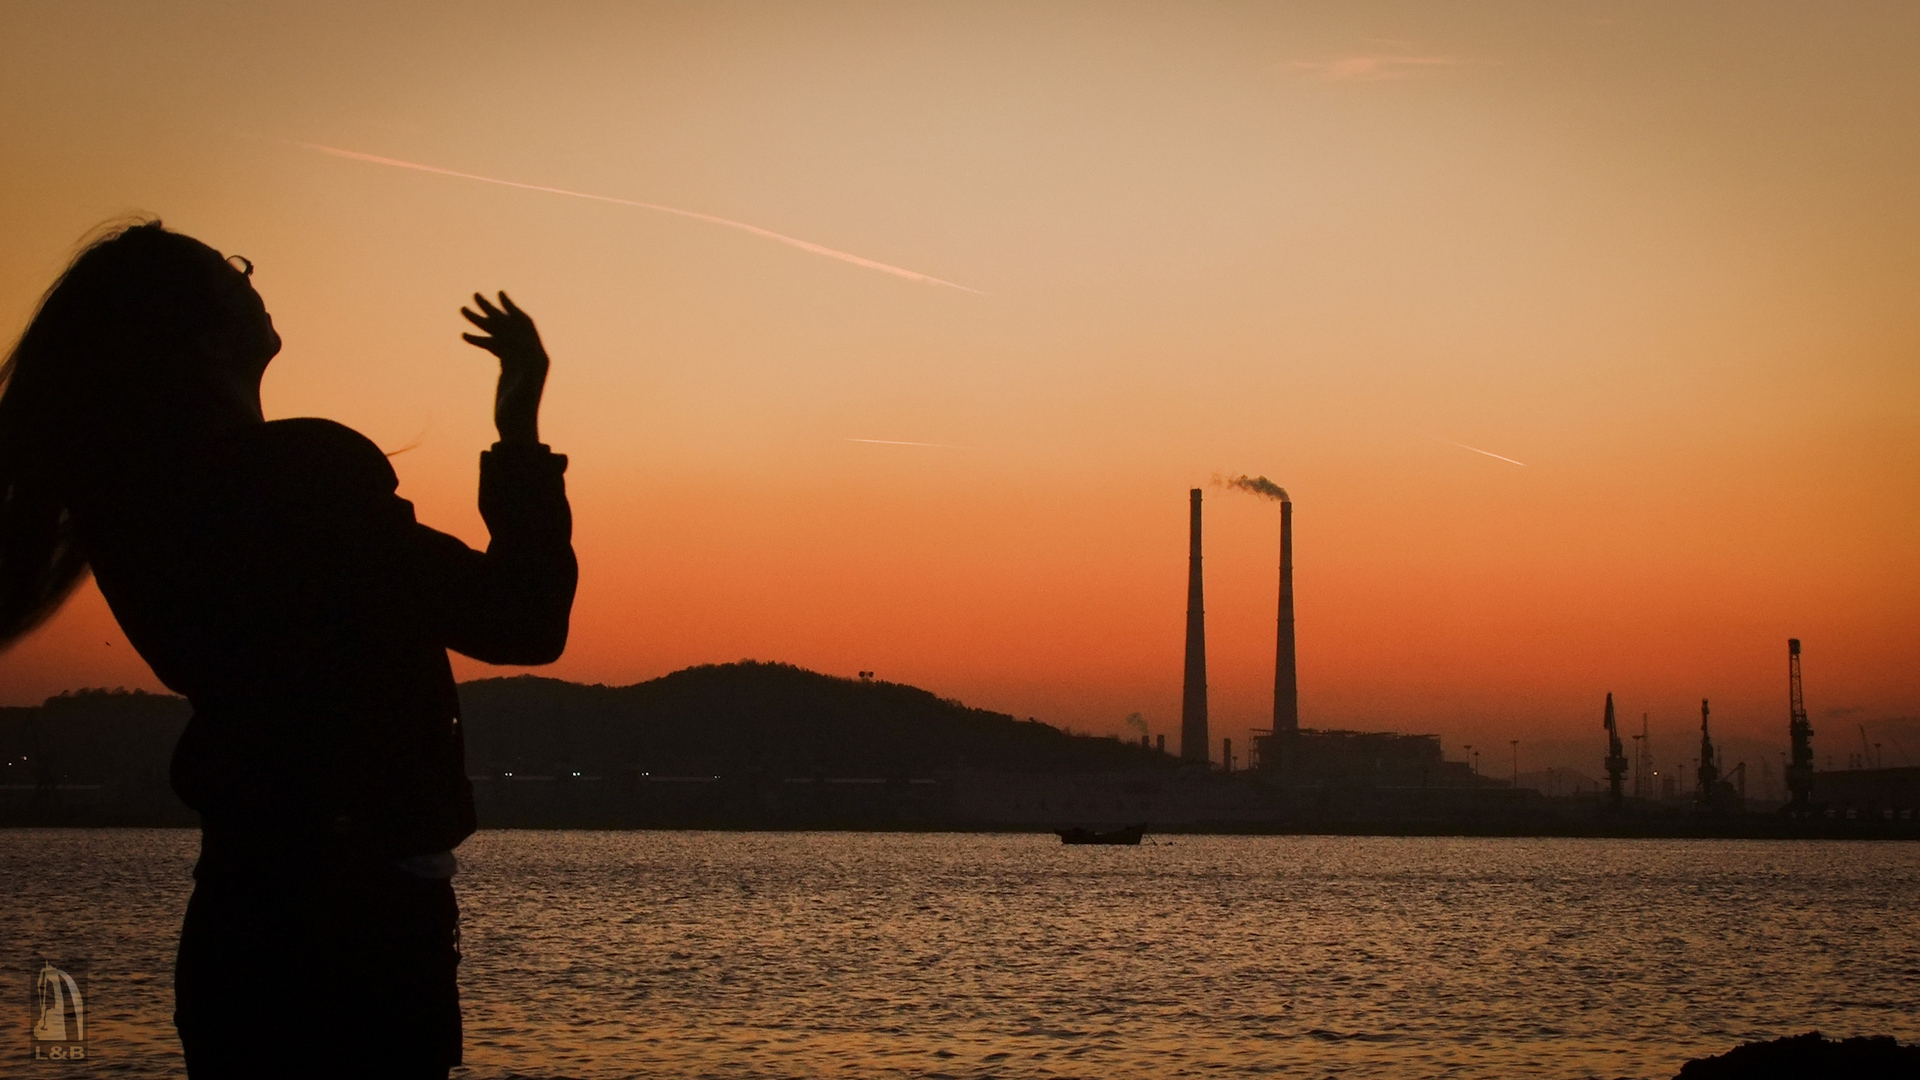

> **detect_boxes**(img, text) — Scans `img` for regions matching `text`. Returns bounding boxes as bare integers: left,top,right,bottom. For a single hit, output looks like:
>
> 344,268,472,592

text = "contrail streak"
847,438,968,450
288,141,981,294
1445,440,1527,467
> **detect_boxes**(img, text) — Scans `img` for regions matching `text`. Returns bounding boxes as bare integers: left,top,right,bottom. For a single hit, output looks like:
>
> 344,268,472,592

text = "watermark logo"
29,961,86,1063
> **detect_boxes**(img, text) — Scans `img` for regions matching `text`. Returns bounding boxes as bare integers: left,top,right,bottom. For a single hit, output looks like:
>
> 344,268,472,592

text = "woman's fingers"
461,292,545,369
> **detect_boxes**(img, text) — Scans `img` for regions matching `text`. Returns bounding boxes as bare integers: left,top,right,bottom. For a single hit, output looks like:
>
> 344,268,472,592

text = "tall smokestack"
1273,497,1298,739
1181,489,1209,764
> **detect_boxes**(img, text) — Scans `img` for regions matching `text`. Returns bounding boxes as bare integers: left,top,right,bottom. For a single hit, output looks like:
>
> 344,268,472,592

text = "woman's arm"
240,415,577,667
270,296,574,666
416,472,575,665
460,291,548,447
428,292,576,662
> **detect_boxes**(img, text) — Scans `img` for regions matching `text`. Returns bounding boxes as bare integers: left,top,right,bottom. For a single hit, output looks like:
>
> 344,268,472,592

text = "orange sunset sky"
2,3,1916,774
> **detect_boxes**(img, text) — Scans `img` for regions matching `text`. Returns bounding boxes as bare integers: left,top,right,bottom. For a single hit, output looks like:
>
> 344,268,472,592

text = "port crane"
1857,724,1879,771
1785,639,1814,813
1724,760,1746,802
1603,693,1628,805
1632,714,1650,799
1696,698,1720,808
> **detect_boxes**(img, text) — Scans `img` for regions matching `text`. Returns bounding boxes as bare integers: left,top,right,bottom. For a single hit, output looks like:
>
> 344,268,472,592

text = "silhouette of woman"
0,221,577,1078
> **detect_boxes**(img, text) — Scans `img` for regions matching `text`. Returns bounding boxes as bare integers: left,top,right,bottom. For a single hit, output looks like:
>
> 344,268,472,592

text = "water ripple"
3,831,1917,1078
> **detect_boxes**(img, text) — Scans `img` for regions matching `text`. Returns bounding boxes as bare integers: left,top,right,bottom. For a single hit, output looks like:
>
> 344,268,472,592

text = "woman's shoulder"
250,418,398,493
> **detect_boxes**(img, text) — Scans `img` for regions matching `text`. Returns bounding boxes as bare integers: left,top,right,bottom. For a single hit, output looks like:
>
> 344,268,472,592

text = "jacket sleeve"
417,442,579,665
261,419,578,667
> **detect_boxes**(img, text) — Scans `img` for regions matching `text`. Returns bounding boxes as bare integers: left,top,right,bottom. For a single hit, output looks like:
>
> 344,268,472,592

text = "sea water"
4,829,1916,1078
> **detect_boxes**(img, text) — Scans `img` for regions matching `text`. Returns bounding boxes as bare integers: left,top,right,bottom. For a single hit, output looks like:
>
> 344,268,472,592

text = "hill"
0,689,195,824
459,661,1172,779
1,663,1176,826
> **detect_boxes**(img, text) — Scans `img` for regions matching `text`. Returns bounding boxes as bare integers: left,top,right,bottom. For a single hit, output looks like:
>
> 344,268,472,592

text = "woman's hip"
174,858,462,1076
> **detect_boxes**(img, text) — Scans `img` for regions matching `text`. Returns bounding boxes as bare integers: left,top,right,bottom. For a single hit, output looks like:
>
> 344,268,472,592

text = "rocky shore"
1676,1031,1920,1078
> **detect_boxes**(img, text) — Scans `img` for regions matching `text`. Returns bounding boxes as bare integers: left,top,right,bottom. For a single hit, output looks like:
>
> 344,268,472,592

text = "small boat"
1056,823,1147,845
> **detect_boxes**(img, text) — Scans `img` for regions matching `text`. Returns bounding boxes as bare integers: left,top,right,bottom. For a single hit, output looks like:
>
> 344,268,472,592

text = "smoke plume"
1217,474,1290,503
1124,712,1149,735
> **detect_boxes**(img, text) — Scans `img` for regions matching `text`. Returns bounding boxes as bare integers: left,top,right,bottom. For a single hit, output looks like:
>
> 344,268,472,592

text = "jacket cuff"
481,443,568,474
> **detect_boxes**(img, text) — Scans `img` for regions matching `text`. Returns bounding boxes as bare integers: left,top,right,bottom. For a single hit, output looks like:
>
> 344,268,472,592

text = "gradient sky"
2,2,1916,775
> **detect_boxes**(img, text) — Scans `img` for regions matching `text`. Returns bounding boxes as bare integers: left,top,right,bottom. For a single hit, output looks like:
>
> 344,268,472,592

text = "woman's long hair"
0,220,239,648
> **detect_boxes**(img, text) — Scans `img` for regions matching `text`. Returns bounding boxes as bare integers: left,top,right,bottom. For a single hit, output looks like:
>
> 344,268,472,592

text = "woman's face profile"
209,251,281,378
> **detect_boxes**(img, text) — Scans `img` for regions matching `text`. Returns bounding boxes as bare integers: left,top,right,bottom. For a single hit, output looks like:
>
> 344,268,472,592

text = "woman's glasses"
226,255,254,278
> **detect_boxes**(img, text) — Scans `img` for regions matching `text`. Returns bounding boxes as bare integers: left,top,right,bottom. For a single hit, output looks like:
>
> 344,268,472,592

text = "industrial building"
1810,767,1920,821
1168,484,1486,790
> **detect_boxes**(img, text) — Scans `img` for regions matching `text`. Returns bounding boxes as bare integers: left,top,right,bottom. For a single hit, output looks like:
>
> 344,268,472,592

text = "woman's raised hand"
460,292,549,447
